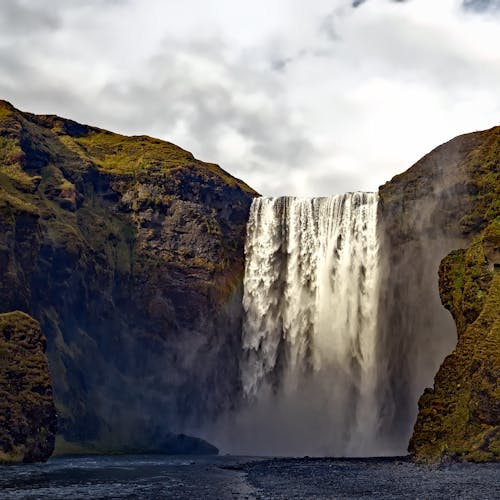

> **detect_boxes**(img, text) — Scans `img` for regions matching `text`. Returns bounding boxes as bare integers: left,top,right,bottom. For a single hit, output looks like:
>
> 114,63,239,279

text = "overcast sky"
1,0,499,196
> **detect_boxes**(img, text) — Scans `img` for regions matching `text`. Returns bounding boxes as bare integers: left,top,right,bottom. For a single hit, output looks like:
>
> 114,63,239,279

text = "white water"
238,193,384,456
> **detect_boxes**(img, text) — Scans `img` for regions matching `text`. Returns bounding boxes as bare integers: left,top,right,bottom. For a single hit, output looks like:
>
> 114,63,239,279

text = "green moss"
0,136,24,168
0,183,39,215
408,127,499,463
483,218,500,247
0,311,57,463
0,150,40,213
63,130,256,195
460,130,500,234
410,218,500,464
0,100,256,453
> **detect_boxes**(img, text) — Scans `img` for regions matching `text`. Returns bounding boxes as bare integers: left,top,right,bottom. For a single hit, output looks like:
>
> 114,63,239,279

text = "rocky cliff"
409,204,499,463
0,311,57,463
0,100,257,454
2,99,498,462
377,126,499,461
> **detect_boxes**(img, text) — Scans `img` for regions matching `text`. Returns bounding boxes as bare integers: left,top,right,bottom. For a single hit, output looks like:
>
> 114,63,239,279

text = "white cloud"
0,0,499,196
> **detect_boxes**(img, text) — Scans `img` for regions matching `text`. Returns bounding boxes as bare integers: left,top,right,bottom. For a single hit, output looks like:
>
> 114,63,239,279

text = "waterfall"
238,192,385,456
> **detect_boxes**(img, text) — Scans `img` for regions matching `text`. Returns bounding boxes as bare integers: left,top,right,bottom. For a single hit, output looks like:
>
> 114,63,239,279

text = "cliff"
377,125,499,461
2,98,498,462
408,210,499,463
0,311,57,463
0,100,257,454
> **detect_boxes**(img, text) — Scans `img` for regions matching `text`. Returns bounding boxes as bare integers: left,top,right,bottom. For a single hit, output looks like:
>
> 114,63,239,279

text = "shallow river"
0,455,498,499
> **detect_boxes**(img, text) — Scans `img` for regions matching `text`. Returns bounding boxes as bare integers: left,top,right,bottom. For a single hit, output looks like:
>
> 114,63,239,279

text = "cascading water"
235,192,387,456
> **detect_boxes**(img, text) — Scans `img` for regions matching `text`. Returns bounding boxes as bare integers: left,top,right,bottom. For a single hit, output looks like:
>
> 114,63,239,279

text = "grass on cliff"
411,217,500,464
0,173,39,215
0,133,41,214
408,126,499,464
1,100,256,196
459,128,500,234
65,129,256,194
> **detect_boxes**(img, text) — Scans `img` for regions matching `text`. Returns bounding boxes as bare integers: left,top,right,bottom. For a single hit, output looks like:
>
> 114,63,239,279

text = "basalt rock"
0,100,257,453
0,311,57,463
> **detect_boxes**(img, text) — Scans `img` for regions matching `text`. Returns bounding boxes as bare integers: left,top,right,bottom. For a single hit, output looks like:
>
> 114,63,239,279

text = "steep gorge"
215,127,499,460
0,100,498,463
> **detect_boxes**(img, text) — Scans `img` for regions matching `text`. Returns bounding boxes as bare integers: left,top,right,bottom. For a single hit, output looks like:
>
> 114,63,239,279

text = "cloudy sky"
1,0,499,196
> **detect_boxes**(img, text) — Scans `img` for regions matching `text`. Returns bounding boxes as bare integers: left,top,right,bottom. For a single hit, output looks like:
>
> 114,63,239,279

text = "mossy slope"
376,125,500,453
409,220,499,463
0,311,57,463
0,100,257,453
397,127,500,463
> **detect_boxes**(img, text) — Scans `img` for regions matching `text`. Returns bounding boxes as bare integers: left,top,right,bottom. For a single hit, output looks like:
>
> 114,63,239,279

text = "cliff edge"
0,100,257,453
378,125,499,458
403,127,500,463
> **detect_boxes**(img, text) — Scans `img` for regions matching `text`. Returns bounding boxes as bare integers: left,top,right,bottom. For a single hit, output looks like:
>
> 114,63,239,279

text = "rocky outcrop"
0,311,57,463
408,214,499,463
122,433,219,456
377,126,499,456
0,100,257,453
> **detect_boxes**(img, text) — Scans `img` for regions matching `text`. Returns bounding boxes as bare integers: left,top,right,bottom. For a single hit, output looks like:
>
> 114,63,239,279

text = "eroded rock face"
0,311,57,463
409,220,499,463
377,126,500,458
0,100,257,452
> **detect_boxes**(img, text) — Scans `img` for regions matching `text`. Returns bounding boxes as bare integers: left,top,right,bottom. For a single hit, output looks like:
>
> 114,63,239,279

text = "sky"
0,0,499,196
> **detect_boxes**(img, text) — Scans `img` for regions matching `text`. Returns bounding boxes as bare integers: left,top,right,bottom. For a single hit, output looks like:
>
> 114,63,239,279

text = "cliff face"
408,210,499,463
376,127,495,450
2,98,497,462
377,125,499,461
0,100,257,452
0,311,57,463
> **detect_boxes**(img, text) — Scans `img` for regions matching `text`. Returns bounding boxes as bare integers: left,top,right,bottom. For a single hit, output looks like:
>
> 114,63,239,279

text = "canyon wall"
378,126,499,461
0,100,256,454
409,205,499,463
1,99,497,462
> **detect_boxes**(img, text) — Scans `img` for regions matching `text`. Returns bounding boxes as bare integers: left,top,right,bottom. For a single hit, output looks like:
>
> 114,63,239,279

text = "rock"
116,433,219,456
385,126,500,464
2,98,497,463
157,433,219,455
376,125,500,451
0,100,257,453
0,311,57,463
409,220,499,463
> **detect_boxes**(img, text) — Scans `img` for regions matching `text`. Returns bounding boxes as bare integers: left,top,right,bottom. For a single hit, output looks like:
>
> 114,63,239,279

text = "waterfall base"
220,193,397,456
